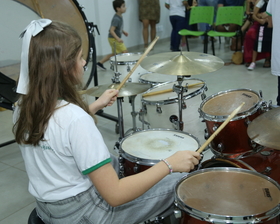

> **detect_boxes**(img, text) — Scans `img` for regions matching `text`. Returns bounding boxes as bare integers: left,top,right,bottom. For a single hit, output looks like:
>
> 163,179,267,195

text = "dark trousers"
169,15,186,51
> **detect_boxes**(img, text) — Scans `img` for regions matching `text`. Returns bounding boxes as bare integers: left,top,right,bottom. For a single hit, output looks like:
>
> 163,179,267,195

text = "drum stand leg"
173,77,188,131
113,97,125,154
125,95,141,136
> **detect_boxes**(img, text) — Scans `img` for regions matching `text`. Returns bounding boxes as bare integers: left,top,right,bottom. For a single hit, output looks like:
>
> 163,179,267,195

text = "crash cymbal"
80,82,152,98
140,51,224,76
247,107,280,150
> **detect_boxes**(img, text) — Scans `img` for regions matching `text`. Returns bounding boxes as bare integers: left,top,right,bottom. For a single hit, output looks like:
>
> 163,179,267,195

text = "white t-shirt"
13,100,111,202
266,0,280,76
165,0,186,17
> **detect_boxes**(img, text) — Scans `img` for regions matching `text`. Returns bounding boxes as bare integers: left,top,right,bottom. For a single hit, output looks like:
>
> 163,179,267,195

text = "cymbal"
247,107,280,150
81,82,152,98
140,51,224,76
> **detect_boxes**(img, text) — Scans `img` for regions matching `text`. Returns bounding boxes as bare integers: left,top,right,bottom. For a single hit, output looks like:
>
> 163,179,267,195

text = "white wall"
0,0,172,62
77,0,172,56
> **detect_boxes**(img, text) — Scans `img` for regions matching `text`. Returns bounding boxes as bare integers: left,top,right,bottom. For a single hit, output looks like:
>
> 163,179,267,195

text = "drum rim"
198,88,263,122
175,167,280,222
141,78,207,105
119,128,200,166
110,52,144,65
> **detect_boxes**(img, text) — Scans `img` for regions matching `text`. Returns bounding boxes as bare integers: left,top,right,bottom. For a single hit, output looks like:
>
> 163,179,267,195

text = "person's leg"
99,54,114,65
142,19,150,48
109,172,187,223
248,50,257,70
149,20,157,43
169,16,177,51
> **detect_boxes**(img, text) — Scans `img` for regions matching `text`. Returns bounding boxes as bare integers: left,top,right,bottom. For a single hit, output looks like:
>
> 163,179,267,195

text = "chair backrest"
215,6,244,26
189,6,214,26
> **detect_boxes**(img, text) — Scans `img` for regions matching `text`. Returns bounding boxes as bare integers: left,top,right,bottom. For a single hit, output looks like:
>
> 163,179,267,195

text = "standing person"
198,0,219,42
139,0,160,50
266,0,280,105
165,0,189,51
97,0,128,71
13,19,201,224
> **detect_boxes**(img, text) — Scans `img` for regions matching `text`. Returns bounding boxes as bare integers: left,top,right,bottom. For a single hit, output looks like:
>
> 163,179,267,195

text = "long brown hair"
13,21,91,146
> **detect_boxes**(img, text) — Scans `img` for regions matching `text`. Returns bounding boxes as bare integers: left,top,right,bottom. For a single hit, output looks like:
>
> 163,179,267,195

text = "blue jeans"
198,0,218,39
35,155,187,224
169,15,186,51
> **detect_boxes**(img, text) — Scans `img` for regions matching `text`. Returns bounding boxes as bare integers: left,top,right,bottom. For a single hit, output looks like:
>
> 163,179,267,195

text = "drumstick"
116,36,160,91
196,102,245,154
142,82,204,97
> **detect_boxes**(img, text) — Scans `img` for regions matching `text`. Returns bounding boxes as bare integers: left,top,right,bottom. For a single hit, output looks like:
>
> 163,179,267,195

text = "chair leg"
211,37,215,55
203,38,208,54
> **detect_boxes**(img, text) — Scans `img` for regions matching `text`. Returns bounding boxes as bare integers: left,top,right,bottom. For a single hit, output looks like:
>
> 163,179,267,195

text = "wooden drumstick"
116,36,160,91
196,102,245,154
142,82,204,97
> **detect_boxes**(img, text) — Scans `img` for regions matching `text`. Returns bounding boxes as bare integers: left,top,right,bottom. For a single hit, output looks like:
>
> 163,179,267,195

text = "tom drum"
119,129,200,177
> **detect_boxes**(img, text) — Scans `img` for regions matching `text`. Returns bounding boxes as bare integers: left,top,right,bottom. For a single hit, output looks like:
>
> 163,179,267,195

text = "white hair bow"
17,19,52,95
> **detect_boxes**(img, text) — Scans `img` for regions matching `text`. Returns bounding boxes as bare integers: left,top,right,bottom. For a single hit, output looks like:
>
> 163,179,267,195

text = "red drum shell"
201,148,280,184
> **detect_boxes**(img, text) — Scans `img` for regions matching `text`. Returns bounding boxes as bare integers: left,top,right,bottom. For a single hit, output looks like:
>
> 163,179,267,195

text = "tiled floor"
0,35,278,223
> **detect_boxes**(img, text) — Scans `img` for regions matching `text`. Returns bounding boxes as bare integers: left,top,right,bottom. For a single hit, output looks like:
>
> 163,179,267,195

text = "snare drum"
175,168,280,224
119,129,200,176
141,78,207,131
110,53,147,82
201,147,280,184
199,89,264,158
139,72,176,86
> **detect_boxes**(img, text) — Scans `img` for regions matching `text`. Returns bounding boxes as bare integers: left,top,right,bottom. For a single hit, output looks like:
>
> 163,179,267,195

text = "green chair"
178,6,214,54
207,6,244,55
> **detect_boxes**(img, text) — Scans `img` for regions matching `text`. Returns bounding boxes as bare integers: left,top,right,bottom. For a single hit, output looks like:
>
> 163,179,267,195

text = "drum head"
201,89,261,116
121,129,199,161
176,168,280,218
143,79,205,102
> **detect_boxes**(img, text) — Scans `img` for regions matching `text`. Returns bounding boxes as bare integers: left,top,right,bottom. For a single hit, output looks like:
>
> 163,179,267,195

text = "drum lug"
133,163,139,173
173,207,182,219
201,93,206,100
156,104,162,114
212,124,219,131
245,117,251,126
127,65,131,72
262,167,272,176
217,143,224,153
204,129,210,140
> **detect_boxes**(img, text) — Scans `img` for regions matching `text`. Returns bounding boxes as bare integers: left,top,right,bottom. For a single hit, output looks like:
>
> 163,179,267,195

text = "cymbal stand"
172,76,188,131
124,95,141,136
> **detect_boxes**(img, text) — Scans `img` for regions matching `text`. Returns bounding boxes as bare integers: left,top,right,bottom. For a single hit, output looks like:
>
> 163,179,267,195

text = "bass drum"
1,0,94,87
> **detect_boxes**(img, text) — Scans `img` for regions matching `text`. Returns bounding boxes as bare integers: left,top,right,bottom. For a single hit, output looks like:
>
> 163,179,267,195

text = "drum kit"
82,38,280,223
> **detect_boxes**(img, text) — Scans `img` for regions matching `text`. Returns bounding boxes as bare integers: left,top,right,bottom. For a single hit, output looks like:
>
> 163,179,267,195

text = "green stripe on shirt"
82,158,111,175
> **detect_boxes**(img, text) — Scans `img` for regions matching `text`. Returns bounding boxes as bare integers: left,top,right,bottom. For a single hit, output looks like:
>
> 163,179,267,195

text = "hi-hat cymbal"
80,82,152,98
140,51,224,76
247,107,280,149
